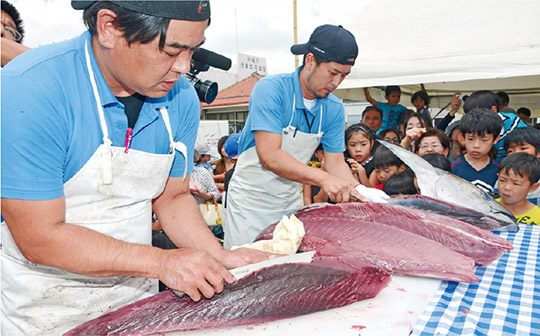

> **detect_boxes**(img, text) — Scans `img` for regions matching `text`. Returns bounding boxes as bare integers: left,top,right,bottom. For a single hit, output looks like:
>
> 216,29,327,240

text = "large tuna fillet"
64,258,391,336
263,214,478,282
290,202,513,266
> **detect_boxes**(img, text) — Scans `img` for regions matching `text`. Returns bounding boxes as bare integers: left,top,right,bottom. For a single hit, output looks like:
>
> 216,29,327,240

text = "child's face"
346,132,373,164
386,91,401,106
382,131,400,145
413,97,426,110
507,142,539,158
498,169,538,206
374,165,403,183
362,110,382,132
464,132,495,160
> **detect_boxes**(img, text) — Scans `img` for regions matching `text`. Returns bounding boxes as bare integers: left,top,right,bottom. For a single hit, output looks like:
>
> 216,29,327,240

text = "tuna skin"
64,259,391,336
387,194,513,231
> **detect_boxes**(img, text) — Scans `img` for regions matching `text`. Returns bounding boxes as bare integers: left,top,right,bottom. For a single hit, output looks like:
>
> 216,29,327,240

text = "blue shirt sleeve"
1,66,70,200
248,77,288,134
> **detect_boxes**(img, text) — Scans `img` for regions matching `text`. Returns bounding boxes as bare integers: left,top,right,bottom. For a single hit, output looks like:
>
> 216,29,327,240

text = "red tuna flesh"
283,215,478,282
64,258,391,336
258,202,512,266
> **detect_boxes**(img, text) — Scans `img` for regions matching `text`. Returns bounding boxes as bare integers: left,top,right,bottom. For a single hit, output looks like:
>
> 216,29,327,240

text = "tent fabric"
341,0,540,94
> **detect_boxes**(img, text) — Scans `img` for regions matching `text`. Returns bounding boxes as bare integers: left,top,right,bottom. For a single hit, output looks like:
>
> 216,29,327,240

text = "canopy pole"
293,0,299,69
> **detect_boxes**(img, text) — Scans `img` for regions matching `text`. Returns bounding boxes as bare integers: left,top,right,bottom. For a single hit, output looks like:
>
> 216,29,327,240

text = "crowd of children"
307,88,540,226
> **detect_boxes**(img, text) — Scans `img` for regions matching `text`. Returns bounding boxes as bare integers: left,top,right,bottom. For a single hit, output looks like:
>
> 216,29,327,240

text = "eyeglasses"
1,21,22,42
308,161,322,169
419,143,442,150
384,137,400,144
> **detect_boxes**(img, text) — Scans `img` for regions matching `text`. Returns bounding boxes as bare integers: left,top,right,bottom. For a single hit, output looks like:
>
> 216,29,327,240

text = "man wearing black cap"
224,24,365,249
1,1,271,334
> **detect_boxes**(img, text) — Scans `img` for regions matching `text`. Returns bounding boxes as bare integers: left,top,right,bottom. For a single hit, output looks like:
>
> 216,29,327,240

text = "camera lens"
184,73,219,104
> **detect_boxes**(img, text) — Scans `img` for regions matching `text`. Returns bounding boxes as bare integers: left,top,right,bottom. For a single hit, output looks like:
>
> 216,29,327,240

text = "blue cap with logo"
224,133,241,160
290,24,358,66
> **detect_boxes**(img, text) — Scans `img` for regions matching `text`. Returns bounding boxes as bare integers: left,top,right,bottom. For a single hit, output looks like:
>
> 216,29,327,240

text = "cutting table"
164,224,538,336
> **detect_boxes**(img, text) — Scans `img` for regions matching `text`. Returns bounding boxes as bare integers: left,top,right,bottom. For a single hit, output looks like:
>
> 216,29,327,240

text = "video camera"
186,48,232,104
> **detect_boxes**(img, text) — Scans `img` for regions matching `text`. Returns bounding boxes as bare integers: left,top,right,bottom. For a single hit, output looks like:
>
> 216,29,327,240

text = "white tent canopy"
338,0,540,114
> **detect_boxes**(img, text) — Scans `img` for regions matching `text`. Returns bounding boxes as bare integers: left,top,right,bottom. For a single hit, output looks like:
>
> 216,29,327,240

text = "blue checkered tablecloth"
412,224,540,336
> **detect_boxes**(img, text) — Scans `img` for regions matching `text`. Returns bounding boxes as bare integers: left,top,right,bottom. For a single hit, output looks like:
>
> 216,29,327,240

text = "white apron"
1,42,188,335
224,98,324,249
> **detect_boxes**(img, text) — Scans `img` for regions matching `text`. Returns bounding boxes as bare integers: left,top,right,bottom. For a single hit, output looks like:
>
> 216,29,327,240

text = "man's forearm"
1,198,164,280
325,159,358,185
155,190,224,257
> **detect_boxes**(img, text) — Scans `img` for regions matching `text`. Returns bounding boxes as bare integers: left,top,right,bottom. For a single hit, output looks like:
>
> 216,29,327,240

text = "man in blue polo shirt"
224,24,364,249
1,1,270,334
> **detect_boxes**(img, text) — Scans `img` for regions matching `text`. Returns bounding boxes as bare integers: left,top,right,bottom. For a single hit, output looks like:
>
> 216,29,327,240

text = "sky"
11,0,367,75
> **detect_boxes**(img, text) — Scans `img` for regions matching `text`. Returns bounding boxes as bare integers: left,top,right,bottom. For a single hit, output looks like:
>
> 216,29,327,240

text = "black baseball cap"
71,1,210,21
291,24,358,66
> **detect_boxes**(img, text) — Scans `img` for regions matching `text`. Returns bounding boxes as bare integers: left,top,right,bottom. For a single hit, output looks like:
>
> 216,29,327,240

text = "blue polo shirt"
238,66,346,155
1,31,199,201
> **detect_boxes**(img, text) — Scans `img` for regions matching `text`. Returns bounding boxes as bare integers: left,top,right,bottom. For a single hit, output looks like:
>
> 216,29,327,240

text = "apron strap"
318,104,323,135
288,96,296,127
158,106,188,179
85,41,113,185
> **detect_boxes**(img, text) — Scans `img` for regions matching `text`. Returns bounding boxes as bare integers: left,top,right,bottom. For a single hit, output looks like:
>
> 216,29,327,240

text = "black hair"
1,0,24,42
415,128,450,153
463,90,501,113
403,112,432,129
499,152,540,184
422,153,452,172
385,85,401,96
362,105,383,120
459,108,503,139
411,90,431,106
496,91,510,106
383,168,418,196
345,123,378,143
379,128,401,143
372,145,404,169
82,2,171,49
517,107,531,117
503,127,540,154
345,123,378,156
